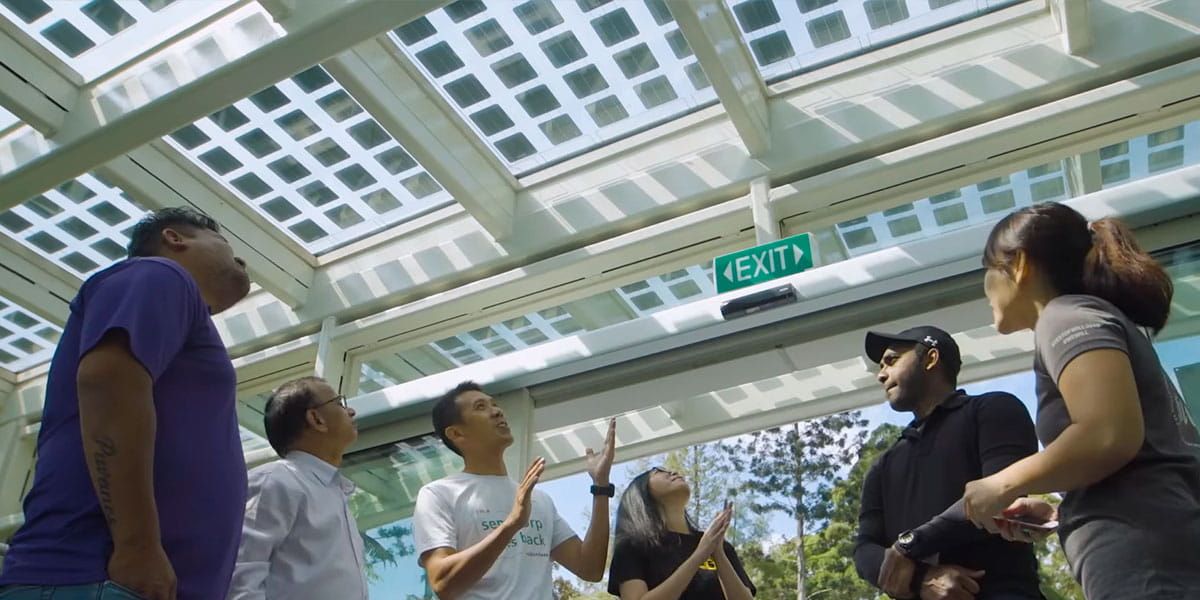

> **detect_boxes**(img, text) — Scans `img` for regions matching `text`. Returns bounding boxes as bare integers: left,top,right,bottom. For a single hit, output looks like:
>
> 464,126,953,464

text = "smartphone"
993,514,1058,531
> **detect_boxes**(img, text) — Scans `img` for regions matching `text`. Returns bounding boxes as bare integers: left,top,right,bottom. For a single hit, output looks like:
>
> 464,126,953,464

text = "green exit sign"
715,233,814,294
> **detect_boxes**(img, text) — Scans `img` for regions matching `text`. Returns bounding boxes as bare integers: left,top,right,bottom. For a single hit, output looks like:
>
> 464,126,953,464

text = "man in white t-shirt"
413,381,616,600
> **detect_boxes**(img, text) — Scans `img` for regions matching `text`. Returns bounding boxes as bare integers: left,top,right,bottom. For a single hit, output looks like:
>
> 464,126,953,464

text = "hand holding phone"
992,514,1058,532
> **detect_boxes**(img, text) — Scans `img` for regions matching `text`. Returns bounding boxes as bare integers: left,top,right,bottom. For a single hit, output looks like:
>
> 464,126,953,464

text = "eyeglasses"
651,467,680,478
311,395,348,410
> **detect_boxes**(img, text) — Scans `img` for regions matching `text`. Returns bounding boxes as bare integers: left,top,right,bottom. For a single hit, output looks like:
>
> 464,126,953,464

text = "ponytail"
983,202,1174,333
1083,218,1173,333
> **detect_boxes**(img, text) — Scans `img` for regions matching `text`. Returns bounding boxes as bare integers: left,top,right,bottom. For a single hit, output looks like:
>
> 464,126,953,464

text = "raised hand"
698,505,733,557
585,418,617,486
507,457,546,528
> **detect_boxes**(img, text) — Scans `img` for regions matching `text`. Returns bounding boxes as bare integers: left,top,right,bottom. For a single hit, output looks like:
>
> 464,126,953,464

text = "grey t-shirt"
1034,294,1200,597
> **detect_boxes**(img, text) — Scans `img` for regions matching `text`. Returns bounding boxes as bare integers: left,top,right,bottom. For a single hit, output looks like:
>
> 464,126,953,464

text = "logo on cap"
923,335,938,347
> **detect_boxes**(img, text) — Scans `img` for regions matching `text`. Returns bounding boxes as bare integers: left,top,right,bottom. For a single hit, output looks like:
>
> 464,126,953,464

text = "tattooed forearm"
93,434,118,526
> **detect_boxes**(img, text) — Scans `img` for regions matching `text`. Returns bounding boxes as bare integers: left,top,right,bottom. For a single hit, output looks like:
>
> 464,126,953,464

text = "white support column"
667,0,770,157
0,237,79,325
1065,150,1103,197
0,22,79,136
495,388,533,479
0,378,37,525
97,145,315,308
315,316,347,392
0,0,448,209
1052,0,1091,56
750,176,779,245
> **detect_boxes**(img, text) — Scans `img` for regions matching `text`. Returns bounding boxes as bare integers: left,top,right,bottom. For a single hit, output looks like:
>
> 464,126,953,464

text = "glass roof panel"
0,126,55,176
726,0,1020,83
343,433,463,521
0,293,60,372
1098,120,1200,190
0,172,146,278
165,66,454,254
357,263,718,391
91,3,282,119
239,425,270,453
0,0,239,81
836,158,1070,256
836,117,1200,256
0,105,18,132
390,0,720,175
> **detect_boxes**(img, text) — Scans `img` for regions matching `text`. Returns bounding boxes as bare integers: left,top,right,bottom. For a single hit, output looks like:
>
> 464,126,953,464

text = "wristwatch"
590,483,616,497
894,529,920,558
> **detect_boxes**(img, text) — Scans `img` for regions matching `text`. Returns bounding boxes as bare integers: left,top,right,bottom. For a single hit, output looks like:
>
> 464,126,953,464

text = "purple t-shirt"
0,258,247,599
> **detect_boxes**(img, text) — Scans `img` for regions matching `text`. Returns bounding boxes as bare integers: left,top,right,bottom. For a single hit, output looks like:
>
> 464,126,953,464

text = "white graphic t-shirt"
412,473,577,600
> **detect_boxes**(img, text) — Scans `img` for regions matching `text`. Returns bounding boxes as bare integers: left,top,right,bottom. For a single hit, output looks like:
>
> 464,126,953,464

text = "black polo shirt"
853,390,1042,599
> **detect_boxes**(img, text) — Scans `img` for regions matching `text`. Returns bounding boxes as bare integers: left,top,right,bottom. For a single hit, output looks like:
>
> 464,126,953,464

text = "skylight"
0,0,239,81
390,0,720,175
165,66,454,254
0,293,60,372
0,172,146,277
357,264,717,391
0,105,17,132
726,0,1020,83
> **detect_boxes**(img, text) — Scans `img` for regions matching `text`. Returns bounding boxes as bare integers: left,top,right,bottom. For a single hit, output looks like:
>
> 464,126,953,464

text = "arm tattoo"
93,434,118,527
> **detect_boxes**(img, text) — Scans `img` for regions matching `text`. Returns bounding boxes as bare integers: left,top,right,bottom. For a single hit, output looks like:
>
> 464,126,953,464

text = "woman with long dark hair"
961,202,1200,599
607,468,756,600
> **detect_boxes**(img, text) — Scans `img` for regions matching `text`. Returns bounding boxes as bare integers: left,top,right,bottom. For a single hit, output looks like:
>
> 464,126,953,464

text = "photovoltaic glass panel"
390,0,719,175
1098,121,1200,189
0,0,239,81
0,172,146,277
725,0,1020,83
165,66,454,254
835,159,1068,256
0,294,60,372
0,105,18,132
357,264,717,391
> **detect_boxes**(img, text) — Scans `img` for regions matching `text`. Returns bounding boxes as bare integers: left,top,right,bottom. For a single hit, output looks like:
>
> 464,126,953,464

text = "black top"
853,391,1042,598
608,532,757,599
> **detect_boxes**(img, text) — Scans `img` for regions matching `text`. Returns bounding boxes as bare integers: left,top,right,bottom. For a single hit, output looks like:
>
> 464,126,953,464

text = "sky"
367,335,1200,597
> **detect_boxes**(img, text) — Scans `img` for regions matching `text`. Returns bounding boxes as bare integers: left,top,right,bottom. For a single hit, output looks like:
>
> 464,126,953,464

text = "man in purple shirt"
0,207,252,600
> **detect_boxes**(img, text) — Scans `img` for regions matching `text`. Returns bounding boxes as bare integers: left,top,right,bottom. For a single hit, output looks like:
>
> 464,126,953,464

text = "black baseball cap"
865,326,962,377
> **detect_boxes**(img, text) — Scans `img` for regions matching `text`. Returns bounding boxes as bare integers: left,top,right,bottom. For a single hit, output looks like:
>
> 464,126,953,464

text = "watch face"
898,532,915,545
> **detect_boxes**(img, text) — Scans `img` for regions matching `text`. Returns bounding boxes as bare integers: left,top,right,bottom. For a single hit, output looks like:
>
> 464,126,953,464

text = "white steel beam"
0,236,79,326
749,176,778,245
667,0,770,157
96,144,315,308
0,21,79,136
1053,0,1092,56
0,0,447,209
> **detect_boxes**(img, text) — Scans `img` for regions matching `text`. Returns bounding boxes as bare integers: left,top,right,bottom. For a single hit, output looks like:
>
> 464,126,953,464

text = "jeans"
0,583,143,600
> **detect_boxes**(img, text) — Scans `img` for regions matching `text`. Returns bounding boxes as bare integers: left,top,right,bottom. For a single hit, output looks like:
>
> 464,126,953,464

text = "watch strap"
590,483,615,497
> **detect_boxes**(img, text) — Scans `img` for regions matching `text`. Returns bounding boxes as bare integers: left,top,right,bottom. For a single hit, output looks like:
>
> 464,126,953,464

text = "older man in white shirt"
228,376,367,599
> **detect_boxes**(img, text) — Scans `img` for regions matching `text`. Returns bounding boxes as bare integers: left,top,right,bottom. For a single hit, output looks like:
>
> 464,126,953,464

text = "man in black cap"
853,326,1044,600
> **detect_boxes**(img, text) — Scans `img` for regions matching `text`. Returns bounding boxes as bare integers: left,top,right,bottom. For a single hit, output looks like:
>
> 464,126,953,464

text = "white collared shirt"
228,451,368,600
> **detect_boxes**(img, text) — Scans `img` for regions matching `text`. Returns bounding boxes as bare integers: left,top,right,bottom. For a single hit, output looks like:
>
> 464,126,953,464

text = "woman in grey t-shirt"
960,202,1200,599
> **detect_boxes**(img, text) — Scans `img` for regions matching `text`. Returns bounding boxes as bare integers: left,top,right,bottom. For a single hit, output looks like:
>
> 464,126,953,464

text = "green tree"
1032,498,1084,600
664,441,769,546
802,422,899,600
727,411,869,600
